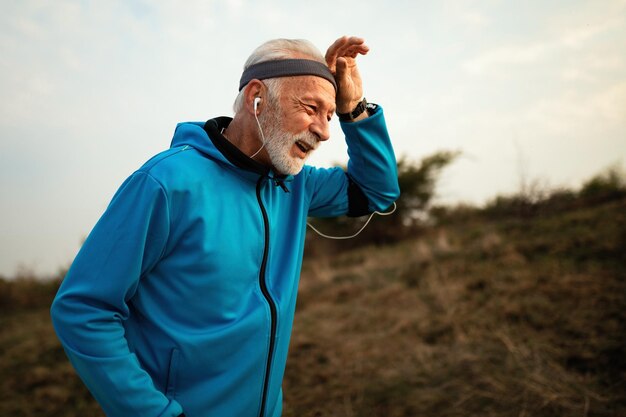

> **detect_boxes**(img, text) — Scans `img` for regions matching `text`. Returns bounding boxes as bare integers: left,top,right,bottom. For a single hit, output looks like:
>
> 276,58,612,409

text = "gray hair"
233,39,326,114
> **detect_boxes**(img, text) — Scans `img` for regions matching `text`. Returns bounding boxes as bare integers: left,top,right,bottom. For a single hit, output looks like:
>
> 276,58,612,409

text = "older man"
51,36,399,417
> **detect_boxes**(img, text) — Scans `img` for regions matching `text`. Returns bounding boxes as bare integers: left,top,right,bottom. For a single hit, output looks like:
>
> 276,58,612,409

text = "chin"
276,161,305,176
271,155,306,176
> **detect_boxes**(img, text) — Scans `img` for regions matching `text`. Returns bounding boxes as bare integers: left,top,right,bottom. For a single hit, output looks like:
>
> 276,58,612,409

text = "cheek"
282,112,311,134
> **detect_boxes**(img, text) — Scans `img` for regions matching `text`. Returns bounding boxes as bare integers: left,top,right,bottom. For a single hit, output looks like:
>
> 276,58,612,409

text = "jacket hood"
171,117,293,186
170,118,234,166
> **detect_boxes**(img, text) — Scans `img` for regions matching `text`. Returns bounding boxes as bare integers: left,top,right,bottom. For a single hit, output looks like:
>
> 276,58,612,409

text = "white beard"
258,106,319,176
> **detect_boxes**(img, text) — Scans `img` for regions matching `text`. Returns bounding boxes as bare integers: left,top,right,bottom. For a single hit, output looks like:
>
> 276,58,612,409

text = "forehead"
282,75,336,106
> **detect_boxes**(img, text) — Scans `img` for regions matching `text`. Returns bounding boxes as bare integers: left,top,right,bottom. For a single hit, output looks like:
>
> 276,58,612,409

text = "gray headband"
238,59,337,91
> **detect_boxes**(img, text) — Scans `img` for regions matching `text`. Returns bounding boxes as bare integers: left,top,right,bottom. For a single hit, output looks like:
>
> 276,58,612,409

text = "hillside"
1,197,624,416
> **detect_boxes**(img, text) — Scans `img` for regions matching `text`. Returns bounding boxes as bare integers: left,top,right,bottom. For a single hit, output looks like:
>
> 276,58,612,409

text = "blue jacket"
51,106,399,417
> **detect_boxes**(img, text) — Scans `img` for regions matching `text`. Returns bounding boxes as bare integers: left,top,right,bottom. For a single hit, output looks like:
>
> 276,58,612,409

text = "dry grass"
1,198,624,416
0,308,103,416
284,199,625,417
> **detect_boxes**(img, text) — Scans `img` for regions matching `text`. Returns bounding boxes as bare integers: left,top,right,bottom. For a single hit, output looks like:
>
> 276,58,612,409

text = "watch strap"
337,98,368,122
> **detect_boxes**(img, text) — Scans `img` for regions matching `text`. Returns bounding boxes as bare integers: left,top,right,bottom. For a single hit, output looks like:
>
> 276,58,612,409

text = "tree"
580,165,626,203
394,151,459,227
306,150,459,251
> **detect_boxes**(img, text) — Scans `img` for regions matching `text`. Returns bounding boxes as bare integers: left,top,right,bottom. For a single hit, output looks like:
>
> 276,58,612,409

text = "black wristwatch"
337,98,368,122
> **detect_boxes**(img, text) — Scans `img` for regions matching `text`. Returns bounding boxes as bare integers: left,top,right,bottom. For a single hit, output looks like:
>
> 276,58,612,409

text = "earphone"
306,202,397,240
250,97,266,159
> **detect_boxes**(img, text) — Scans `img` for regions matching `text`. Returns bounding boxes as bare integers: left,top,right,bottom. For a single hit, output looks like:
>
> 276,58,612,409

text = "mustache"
292,132,320,150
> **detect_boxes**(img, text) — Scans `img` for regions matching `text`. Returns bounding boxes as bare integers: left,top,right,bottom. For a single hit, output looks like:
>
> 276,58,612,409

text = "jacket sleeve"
50,171,184,417
306,105,400,217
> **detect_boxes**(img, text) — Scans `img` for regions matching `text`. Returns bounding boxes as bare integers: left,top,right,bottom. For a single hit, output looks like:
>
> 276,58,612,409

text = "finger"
342,36,366,47
335,57,348,81
333,41,369,61
325,36,367,67
344,44,369,58
334,38,367,55
335,58,353,103
327,35,362,55
325,36,347,71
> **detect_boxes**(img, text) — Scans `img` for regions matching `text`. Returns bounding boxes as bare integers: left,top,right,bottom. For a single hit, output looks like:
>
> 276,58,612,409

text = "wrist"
337,98,368,122
336,98,363,115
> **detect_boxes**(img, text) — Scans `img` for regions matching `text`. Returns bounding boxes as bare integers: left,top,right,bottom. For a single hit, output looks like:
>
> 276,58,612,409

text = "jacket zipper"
256,178,277,417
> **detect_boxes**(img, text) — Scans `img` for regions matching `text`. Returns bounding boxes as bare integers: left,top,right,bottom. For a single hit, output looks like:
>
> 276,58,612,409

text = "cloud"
463,43,547,74
463,16,624,76
522,82,626,136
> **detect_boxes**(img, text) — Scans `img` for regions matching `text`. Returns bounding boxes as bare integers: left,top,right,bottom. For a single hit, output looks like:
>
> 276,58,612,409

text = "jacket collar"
203,117,292,191
203,117,270,177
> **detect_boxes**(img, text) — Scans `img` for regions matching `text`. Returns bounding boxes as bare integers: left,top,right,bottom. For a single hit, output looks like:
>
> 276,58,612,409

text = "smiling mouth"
295,140,312,154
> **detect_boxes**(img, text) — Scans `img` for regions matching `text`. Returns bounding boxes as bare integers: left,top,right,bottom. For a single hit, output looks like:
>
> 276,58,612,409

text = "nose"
310,115,330,142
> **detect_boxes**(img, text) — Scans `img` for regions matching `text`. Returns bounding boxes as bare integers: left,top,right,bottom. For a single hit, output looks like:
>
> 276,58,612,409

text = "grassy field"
1,197,624,416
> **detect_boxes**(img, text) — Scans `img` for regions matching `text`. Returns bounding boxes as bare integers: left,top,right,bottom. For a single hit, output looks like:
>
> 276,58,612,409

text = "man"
51,36,399,417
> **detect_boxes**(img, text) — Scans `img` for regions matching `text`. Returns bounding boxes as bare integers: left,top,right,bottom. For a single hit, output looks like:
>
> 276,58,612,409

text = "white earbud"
250,97,265,159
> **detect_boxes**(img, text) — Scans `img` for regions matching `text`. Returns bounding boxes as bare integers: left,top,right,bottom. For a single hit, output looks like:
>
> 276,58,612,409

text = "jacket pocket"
165,348,180,399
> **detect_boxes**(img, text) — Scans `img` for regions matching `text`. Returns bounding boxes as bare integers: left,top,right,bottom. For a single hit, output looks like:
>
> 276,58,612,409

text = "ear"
244,79,265,116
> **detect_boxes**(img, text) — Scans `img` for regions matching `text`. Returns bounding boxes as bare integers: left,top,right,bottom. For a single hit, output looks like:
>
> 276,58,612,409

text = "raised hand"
325,36,370,114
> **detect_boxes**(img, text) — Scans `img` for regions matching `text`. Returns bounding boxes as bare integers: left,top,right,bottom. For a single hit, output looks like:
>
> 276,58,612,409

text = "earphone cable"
250,99,266,158
306,202,397,240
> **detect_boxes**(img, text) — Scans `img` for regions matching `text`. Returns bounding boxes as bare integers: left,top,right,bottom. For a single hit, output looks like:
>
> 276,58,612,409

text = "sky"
1,0,625,277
